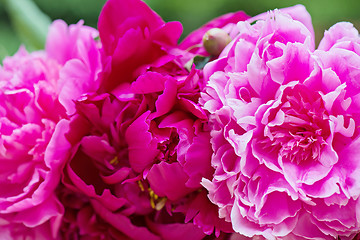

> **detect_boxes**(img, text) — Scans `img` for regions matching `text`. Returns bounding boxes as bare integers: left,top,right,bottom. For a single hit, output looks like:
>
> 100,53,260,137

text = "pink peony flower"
0,19,101,239
61,0,245,237
58,87,209,239
201,6,360,240
46,19,102,115
98,0,183,92
0,47,65,239
57,184,147,240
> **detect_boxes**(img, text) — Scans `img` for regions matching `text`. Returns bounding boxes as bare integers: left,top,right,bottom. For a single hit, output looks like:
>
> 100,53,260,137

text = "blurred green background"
0,0,360,60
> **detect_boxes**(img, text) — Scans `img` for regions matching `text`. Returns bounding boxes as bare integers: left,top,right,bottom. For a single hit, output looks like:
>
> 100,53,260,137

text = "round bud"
202,28,232,56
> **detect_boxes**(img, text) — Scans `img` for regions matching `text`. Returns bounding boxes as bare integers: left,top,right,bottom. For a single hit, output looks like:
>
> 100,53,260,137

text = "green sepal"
193,56,211,70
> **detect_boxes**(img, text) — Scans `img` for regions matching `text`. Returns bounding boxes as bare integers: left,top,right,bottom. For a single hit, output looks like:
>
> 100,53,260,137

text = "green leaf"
0,20,21,60
2,0,51,51
193,56,211,70
0,44,8,62
250,20,258,25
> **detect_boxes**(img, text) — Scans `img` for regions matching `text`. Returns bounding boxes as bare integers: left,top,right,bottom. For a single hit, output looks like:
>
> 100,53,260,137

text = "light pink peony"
46,19,101,115
201,6,360,240
0,19,101,239
0,47,65,239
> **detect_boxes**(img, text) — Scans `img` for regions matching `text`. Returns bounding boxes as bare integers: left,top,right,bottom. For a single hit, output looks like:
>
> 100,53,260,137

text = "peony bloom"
0,20,100,239
0,47,65,239
57,184,143,240
58,0,253,238
59,87,209,239
98,0,183,92
201,5,360,240
46,19,101,115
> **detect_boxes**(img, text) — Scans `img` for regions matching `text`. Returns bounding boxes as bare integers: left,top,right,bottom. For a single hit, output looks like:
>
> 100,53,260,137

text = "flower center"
157,130,179,163
261,85,330,164
137,181,167,210
269,125,326,164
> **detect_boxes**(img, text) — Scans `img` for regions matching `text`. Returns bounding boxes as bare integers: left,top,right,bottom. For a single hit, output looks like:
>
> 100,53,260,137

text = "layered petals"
0,19,101,239
98,0,183,91
201,6,360,240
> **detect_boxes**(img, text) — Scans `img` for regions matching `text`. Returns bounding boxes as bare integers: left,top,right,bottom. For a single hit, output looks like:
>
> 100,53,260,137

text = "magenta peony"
0,20,100,239
53,0,258,238
98,0,183,92
58,87,209,239
201,5,360,240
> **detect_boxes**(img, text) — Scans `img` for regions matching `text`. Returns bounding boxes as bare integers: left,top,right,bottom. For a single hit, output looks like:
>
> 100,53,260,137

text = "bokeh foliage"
143,0,360,45
0,0,360,59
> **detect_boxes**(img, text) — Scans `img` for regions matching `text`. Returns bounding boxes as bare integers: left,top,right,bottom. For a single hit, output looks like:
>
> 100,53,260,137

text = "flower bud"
202,28,232,56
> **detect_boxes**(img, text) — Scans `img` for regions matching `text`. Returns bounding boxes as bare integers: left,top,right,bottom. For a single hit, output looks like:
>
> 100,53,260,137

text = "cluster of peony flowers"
1,0,360,239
